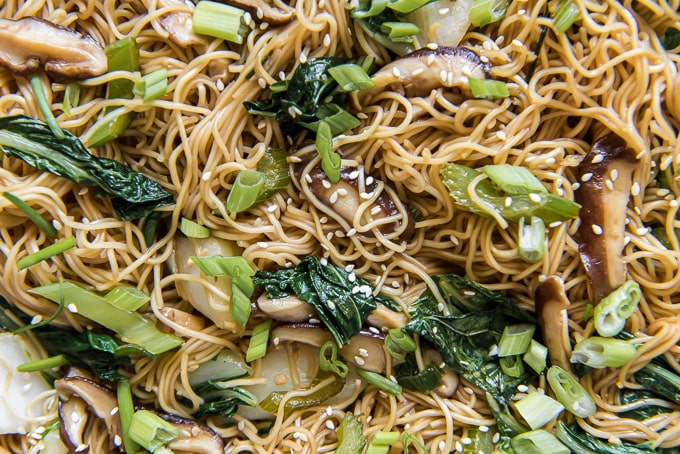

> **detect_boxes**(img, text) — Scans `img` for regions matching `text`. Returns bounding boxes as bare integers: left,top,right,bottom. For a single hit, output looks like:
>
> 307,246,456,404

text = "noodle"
1,0,680,452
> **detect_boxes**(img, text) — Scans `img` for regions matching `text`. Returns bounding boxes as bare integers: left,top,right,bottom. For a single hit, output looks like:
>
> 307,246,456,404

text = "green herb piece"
133,69,168,103
226,169,266,213
555,421,657,454
546,365,596,418
30,281,182,355
387,0,430,13
482,165,548,196
328,64,376,92
16,354,68,372
63,82,80,117
356,368,402,396
468,78,510,99
336,413,366,454
518,216,545,263
663,28,680,52
2,191,57,238
401,432,426,453
253,256,395,345
351,0,389,18
512,429,570,454
192,0,249,44
486,393,529,437
255,147,291,205
570,336,636,368
469,0,509,27
319,340,349,378
633,360,680,403
552,0,580,33
395,359,444,392
298,104,361,135
316,120,341,183
194,386,256,418
385,328,417,362
88,37,140,147
593,280,641,337
29,75,64,140
180,217,210,238
117,379,141,454
499,355,524,378
498,323,536,357
105,286,150,312
259,374,344,414
514,392,564,430
356,10,415,56
190,255,255,326
522,339,547,374
403,274,536,406
379,21,420,40
17,236,76,270
0,115,174,220
440,163,580,224
129,410,180,452
366,431,400,454
246,319,272,362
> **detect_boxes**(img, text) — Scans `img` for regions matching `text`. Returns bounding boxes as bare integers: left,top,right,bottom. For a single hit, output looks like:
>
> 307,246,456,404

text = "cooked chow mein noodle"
1,0,680,452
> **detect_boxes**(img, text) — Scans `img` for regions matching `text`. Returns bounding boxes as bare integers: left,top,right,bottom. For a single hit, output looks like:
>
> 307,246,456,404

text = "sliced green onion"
29,75,64,140
31,281,183,355
356,368,402,396
593,280,641,337
129,409,180,452
366,431,400,454
469,0,509,27
395,361,444,392
570,336,637,368
387,0,429,13
358,55,377,74
259,374,344,414
336,413,367,454
351,0,388,18
230,284,252,327
319,340,349,378
583,302,593,322
226,169,266,213
105,286,150,311
133,69,169,103
88,36,140,147
299,103,362,135
546,365,596,418
192,0,249,44
117,379,141,454
385,328,417,362
328,64,376,92
14,276,66,334
16,354,68,372
63,82,80,117
497,323,535,357
316,120,341,184
17,236,76,270
468,78,510,99
482,165,548,196
514,392,564,430
269,80,288,94
180,217,210,238
246,319,272,362
380,22,420,40
402,433,426,453
518,216,545,263
511,429,570,454
500,355,525,378
552,0,580,34
2,191,57,238
522,339,548,374
254,147,291,206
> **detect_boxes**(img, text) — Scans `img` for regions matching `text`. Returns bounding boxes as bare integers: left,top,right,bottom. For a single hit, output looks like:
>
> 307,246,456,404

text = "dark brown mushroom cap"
535,276,572,373
0,17,107,80
339,329,387,374
575,133,639,303
295,162,415,243
58,398,90,453
371,46,490,97
226,0,294,26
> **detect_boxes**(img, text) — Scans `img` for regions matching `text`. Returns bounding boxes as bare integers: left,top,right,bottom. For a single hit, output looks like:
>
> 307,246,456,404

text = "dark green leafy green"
193,386,256,418
244,58,355,138
403,275,536,406
617,389,674,420
394,356,445,392
0,115,174,220
253,256,397,344
663,28,680,52
555,421,656,454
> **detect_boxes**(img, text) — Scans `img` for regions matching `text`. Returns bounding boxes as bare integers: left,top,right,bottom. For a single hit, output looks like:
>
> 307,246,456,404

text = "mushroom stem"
535,276,572,373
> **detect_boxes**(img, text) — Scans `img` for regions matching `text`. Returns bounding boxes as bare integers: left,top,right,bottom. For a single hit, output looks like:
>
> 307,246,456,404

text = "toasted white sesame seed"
432,326,438,334
637,227,649,236
463,290,476,296
114,435,122,447
480,55,490,63
110,406,119,416
412,67,424,76
360,192,374,199
529,193,541,203
319,216,328,223
427,54,436,65
505,197,512,207
257,77,266,88
461,437,472,445
427,42,438,50
201,171,212,181
267,204,278,213
304,173,313,183
592,224,603,235
391,280,400,288
325,420,335,430
23,383,32,392
354,356,366,366
657,188,671,196
517,384,529,392
75,444,88,452
493,432,500,443
366,176,374,185
439,70,448,83
369,326,380,334
323,34,331,47
631,182,641,196
257,241,268,248
512,38,524,47
581,173,593,182
496,130,507,140
67,303,78,313
572,182,581,190
549,221,562,228
439,441,447,451
320,257,328,266
30,315,43,325
337,188,348,196
329,191,339,204
347,228,357,236
671,200,679,207
636,150,646,159
299,53,308,64
610,169,619,181
358,348,369,357
455,441,463,452
326,232,334,240
439,7,450,14
392,66,401,78
479,425,489,432
592,154,604,164
605,179,615,190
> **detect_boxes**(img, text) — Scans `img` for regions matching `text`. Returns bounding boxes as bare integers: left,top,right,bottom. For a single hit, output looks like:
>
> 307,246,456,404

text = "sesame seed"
299,53,308,64
493,432,500,443
496,130,507,140
636,227,649,235
529,193,541,203
358,348,369,357
345,264,354,272
631,182,641,196
592,154,604,163
337,188,348,196
479,425,489,432
329,191,339,204
366,176,374,185
455,441,463,452
52,219,62,230
304,173,313,183
320,216,328,223
480,55,489,63
326,407,333,416
439,70,448,83
370,206,382,216
360,192,374,199
320,257,328,266
347,228,357,236
114,435,122,447
657,188,671,196
272,337,280,346
439,441,447,451
323,34,331,47
327,300,336,310
30,315,42,325
75,444,88,452
591,224,603,235
427,42,438,50
392,66,401,78
267,204,277,213
610,169,619,181
348,170,360,179
257,241,268,248
438,302,445,312
463,290,476,296
439,7,450,14
605,179,614,190
572,182,581,190
412,67,424,76
257,77,266,88
512,38,524,48
391,280,400,288
325,420,335,430
326,232,334,240
549,221,562,228
505,197,512,207
427,54,436,65
432,326,438,334
369,326,380,334
348,272,356,282
67,303,78,313
23,383,32,392
110,406,119,416
546,157,556,164
517,384,529,392
201,171,212,181
354,356,366,366
581,173,593,182
671,200,679,207
461,437,472,445
636,150,646,159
